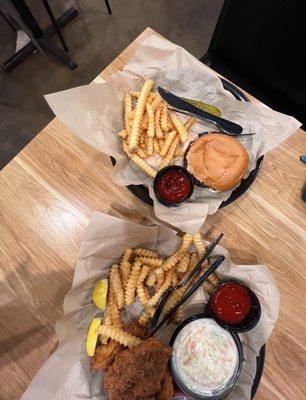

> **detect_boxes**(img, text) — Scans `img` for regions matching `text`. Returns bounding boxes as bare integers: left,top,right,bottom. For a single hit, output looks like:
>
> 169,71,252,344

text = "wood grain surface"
0,28,305,400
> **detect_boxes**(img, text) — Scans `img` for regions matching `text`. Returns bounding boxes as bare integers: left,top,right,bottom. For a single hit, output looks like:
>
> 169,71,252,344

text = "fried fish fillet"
123,320,149,340
158,368,173,400
104,337,172,400
92,320,148,371
92,339,121,370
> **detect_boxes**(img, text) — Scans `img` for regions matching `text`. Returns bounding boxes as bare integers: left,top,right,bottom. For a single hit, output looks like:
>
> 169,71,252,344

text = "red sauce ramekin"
153,165,194,207
205,280,261,333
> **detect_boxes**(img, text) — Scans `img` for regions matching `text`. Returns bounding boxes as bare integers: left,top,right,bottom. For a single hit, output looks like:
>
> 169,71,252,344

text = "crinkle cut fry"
151,93,163,111
167,115,175,130
120,249,133,289
177,253,190,273
189,253,199,269
160,130,177,157
169,111,188,142
129,109,135,120
119,261,131,291
125,261,142,305
161,233,192,273
202,280,215,294
174,141,182,158
146,102,155,138
137,280,150,306
124,94,133,135
136,148,147,158
136,256,163,267
101,284,117,343
154,106,164,139
146,271,157,286
161,102,169,132
178,233,193,253
148,92,156,102
161,253,179,272
160,264,193,320
153,138,160,154
147,269,174,307
118,129,128,139
109,264,125,309
137,265,150,285
109,290,122,328
208,272,219,287
201,259,219,288
104,294,113,326
159,137,179,169
155,267,165,289
171,272,178,286
133,248,159,258
193,233,205,256
98,325,143,347
130,154,156,178
129,79,154,153
121,248,133,263
184,116,196,131
147,136,154,156
139,306,155,326
123,140,156,178
160,284,188,320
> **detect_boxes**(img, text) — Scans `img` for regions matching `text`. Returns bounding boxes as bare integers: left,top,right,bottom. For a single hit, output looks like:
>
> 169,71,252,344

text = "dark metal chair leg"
41,0,68,51
104,0,112,14
43,42,77,70
0,9,18,30
1,7,78,73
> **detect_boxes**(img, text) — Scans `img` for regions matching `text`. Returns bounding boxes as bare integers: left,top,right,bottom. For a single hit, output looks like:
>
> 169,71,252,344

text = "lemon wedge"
86,317,101,357
92,279,108,311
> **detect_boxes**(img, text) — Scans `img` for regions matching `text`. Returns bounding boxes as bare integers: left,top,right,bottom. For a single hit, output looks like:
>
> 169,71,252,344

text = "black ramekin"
153,165,194,207
205,280,261,333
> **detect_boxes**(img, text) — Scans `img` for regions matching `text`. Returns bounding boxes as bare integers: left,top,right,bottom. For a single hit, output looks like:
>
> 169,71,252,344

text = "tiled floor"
0,0,223,169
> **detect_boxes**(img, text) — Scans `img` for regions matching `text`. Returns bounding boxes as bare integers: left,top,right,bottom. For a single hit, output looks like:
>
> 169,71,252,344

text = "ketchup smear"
156,170,191,203
211,283,251,325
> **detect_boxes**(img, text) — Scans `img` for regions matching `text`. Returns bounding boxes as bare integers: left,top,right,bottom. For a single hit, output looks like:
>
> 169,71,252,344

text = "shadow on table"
0,259,72,368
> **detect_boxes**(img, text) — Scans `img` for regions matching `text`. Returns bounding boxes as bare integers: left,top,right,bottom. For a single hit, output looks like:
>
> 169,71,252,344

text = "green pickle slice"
183,98,221,117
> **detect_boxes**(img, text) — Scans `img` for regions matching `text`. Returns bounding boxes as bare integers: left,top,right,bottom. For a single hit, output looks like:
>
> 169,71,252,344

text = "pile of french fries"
98,232,219,347
118,79,196,178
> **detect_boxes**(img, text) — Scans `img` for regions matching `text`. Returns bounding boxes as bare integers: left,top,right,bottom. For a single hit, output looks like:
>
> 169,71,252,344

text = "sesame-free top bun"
186,133,249,191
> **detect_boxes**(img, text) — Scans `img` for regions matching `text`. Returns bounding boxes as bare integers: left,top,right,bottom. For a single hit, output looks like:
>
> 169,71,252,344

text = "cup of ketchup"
153,166,194,206
206,281,261,333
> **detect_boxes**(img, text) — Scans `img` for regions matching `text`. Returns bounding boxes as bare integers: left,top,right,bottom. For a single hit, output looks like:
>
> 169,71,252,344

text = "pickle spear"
182,98,221,117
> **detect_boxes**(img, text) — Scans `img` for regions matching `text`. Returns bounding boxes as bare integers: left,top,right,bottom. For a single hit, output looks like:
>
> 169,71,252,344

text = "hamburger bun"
186,133,249,191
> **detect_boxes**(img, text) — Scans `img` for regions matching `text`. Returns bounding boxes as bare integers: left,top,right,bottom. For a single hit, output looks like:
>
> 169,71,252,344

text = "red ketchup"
211,283,251,325
156,170,191,203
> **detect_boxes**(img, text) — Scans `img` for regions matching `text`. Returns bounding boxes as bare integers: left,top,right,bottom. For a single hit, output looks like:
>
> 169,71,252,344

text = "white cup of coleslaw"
170,315,243,399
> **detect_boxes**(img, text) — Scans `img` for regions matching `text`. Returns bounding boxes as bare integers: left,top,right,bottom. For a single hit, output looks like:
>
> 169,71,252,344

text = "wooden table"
0,28,305,400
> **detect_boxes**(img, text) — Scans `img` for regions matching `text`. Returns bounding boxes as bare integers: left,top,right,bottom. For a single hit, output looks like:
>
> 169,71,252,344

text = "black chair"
0,0,112,72
104,0,111,15
201,0,306,127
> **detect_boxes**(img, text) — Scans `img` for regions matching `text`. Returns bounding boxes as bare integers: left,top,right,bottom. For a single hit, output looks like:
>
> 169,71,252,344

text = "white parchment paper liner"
45,34,301,234
21,212,279,400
